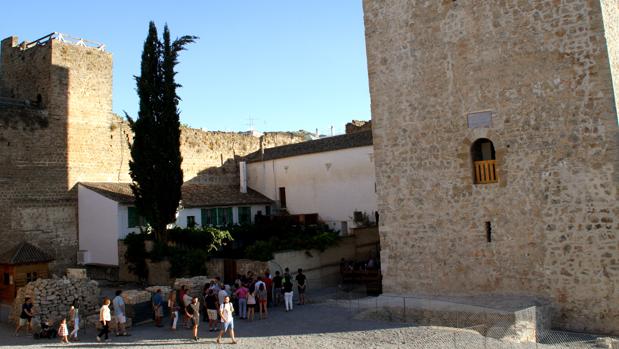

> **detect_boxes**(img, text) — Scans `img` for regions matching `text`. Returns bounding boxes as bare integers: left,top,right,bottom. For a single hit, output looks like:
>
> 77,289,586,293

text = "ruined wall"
0,35,305,275
364,0,619,334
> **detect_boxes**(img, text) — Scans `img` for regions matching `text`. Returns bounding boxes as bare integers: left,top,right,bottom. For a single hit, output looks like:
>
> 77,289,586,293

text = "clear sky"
0,1,370,135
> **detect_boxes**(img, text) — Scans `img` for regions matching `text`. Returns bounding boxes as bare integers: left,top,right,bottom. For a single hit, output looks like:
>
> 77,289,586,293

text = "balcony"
474,160,498,184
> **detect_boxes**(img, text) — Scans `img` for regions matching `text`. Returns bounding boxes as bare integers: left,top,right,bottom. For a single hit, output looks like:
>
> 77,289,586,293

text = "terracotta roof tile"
0,242,54,265
79,182,272,208
245,130,373,162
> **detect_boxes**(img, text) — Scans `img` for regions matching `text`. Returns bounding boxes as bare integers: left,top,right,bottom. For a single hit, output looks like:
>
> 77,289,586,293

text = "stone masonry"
0,34,305,274
364,0,619,334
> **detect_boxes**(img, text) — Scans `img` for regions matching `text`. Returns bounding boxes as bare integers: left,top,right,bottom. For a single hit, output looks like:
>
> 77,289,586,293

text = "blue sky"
0,1,370,134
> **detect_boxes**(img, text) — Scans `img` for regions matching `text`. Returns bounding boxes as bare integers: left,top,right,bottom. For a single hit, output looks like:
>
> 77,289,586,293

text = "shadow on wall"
0,59,73,274
184,157,241,186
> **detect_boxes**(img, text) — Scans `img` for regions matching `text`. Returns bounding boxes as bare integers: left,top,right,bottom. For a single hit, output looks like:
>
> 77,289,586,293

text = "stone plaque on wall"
467,111,493,128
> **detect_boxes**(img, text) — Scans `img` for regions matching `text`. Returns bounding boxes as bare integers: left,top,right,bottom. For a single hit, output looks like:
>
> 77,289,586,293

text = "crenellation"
0,33,305,274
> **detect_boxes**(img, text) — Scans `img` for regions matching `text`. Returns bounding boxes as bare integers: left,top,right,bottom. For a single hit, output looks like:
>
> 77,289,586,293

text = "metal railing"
474,160,498,184
20,32,105,51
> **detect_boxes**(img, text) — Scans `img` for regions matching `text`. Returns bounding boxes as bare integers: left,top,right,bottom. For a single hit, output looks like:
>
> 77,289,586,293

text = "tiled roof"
245,130,373,163
0,242,54,265
79,182,273,208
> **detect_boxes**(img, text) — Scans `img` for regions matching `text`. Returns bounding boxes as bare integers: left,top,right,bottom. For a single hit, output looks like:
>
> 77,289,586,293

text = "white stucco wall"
78,185,120,266
247,145,377,233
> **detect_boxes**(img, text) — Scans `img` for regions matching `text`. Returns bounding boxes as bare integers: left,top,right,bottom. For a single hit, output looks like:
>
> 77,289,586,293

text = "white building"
77,182,272,266
246,130,377,234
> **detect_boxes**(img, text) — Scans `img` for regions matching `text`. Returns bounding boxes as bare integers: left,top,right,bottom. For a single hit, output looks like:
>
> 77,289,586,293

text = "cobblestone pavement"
0,298,604,348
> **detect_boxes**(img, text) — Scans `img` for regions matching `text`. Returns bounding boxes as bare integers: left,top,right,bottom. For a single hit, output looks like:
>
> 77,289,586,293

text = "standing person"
205,289,219,332
184,297,201,342
217,285,228,307
15,297,35,336
112,290,129,336
167,290,178,331
216,296,237,344
272,271,283,306
96,297,111,342
246,288,256,321
182,290,193,329
283,274,294,312
68,301,80,341
257,283,268,319
234,283,248,319
152,289,164,327
296,268,307,305
264,271,273,306
57,318,69,343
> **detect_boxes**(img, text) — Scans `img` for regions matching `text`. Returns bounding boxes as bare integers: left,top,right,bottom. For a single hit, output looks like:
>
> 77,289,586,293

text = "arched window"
471,138,498,184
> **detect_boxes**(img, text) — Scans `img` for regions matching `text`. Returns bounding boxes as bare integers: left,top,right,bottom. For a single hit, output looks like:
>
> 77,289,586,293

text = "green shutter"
128,207,138,228
226,207,233,225
239,207,251,225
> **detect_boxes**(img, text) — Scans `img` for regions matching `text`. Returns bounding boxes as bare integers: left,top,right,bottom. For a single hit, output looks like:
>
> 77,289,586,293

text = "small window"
128,207,146,228
279,187,287,209
238,207,251,225
265,205,271,216
187,216,196,228
471,139,498,184
3,272,10,285
26,272,37,283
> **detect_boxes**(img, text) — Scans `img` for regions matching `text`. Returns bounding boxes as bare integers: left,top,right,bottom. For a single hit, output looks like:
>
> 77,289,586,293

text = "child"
246,288,256,321
257,283,268,319
58,318,69,343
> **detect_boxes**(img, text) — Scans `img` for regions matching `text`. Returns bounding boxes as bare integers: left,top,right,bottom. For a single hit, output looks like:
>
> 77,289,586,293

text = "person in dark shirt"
282,275,294,312
15,297,35,336
272,271,283,306
295,268,307,305
205,289,219,332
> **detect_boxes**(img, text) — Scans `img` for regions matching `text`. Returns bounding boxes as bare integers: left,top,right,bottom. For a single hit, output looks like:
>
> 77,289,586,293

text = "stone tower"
364,0,619,334
0,34,130,272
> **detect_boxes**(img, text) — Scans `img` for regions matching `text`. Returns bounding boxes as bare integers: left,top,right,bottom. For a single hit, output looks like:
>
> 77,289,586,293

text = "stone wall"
10,277,100,325
0,35,305,275
364,0,619,334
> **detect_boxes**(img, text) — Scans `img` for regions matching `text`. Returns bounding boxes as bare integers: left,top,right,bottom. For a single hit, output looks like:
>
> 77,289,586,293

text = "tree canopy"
127,22,197,242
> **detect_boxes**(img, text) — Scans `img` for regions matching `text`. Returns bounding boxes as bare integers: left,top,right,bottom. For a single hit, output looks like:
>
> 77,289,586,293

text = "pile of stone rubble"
10,277,100,325
173,276,211,297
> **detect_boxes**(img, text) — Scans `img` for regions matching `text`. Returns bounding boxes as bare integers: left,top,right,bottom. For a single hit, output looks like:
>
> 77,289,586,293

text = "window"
201,208,217,226
471,138,498,184
187,216,196,228
279,187,287,208
265,205,271,216
128,207,146,228
3,272,10,285
217,207,233,226
26,272,37,283
238,207,251,225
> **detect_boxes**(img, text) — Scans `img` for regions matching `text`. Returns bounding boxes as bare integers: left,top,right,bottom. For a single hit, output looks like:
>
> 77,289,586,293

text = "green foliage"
124,227,231,279
228,220,341,261
127,22,196,242
123,233,149,281
168,226,232,252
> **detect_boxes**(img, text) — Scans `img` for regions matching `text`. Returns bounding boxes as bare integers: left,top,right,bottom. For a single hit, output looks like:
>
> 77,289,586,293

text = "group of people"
14,267,308,344
159,267,308,343
15,297,81,344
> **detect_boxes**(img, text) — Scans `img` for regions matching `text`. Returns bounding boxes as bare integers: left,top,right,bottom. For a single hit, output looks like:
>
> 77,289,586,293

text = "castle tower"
364,0,618,334
0,34,130,272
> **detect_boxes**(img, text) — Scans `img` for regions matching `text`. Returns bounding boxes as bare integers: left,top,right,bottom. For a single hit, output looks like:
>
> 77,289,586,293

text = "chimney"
259,135,265,160
239,161,247,193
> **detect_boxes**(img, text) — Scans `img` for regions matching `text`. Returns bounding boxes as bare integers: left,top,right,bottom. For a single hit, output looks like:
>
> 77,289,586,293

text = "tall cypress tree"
128,22,196,242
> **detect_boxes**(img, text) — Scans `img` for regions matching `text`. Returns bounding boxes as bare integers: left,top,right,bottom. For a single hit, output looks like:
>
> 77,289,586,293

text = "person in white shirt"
216,296,237,344
96,298,112,342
